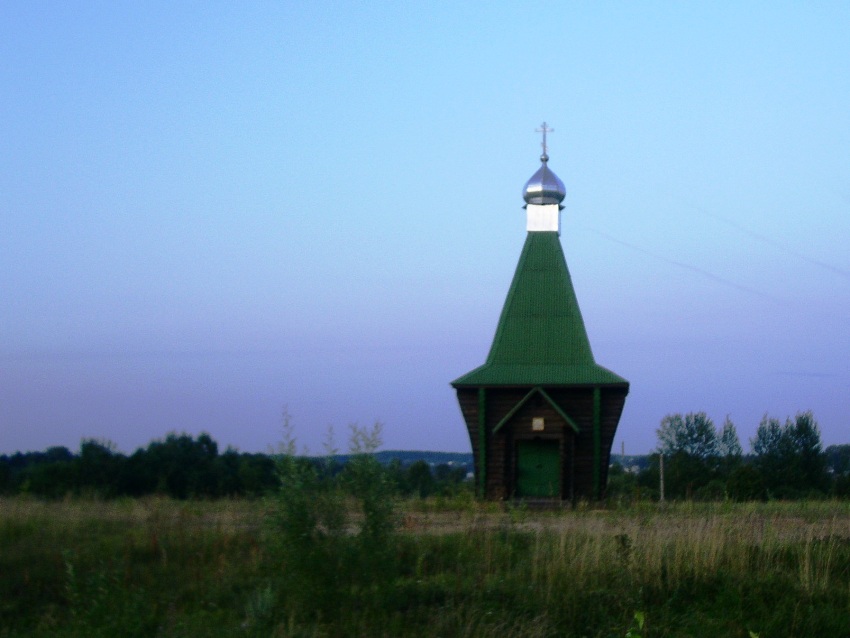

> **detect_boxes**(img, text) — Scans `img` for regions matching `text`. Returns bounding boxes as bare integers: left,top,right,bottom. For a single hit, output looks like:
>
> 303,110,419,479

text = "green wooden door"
516,440,560,498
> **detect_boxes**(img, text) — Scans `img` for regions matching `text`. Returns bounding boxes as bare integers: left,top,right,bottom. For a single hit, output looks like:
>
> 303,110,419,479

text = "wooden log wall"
456,385,628,501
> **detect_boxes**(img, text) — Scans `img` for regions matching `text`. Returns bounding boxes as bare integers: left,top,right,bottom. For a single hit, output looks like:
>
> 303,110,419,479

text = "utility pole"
659,452,665,503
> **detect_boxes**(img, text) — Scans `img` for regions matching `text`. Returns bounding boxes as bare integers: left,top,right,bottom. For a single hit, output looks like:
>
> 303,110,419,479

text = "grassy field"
2,496,850,637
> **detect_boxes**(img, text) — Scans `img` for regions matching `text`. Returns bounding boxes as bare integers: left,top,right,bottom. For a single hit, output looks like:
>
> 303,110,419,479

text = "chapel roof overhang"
451,231,628,388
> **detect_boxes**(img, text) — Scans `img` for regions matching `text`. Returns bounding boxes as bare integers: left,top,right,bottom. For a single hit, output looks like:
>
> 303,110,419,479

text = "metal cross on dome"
536,122,553,159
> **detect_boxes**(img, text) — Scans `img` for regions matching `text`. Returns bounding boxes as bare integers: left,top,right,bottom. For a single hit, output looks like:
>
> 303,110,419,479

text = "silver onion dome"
523,154,566,206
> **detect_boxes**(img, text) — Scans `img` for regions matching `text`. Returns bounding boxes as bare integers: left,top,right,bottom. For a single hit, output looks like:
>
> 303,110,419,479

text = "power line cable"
697,207,850,281
578,225,789,307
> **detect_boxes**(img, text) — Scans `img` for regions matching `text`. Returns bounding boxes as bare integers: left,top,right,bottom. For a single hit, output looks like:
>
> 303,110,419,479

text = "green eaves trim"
538,387,581,434
492,386,580,435
451,363,628,387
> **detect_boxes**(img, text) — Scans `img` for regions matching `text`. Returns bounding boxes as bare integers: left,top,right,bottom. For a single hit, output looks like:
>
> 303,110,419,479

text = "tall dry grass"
3,497,850,636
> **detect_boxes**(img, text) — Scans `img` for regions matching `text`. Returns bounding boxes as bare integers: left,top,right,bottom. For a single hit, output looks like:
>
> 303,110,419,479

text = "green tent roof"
452,231,628,387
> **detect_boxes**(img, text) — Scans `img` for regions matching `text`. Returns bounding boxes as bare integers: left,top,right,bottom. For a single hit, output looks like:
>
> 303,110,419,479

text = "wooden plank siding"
456,385,628,501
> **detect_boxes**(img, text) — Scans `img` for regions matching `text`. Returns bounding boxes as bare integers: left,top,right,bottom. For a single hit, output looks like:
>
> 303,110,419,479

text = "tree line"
0,432,470,500
609,410,850,501
4,411,848,502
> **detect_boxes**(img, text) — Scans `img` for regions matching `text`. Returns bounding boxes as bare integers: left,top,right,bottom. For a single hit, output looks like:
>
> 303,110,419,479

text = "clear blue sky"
2,2,848,456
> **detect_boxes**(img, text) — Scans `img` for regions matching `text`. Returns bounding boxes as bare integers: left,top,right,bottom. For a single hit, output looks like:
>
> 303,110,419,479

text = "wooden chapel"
451,124,629,501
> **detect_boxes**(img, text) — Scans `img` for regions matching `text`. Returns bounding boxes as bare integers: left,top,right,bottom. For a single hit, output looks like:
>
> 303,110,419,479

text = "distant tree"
142,432,220,499
385,458,402,490
237,453,278,496
11,446,76,498
752,414,792,496
717,416,743,459
0,457,11,494
206,447,278,498
433,463,467,495
752,415,785,456
76,439,124,497
2,434,287,499
607,461,641,502
751,411,828,497
43,446,75,464
787,411,829,493
655,412,720,499
22,461,76,498
657,412,719,460
715,415,744,485
216,447,243,496
826,444,850,476
190,432,220,497
726,463,766,501
406,460,434,498
826,444,850,498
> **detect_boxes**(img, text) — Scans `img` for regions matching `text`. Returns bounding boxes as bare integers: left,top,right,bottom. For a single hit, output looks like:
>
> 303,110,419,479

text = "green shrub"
269,418,399,620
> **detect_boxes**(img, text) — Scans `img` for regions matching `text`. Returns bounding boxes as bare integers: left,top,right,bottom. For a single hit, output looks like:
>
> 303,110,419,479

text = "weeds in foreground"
269,419,399,620
2,497,850,636
624,611,645,638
